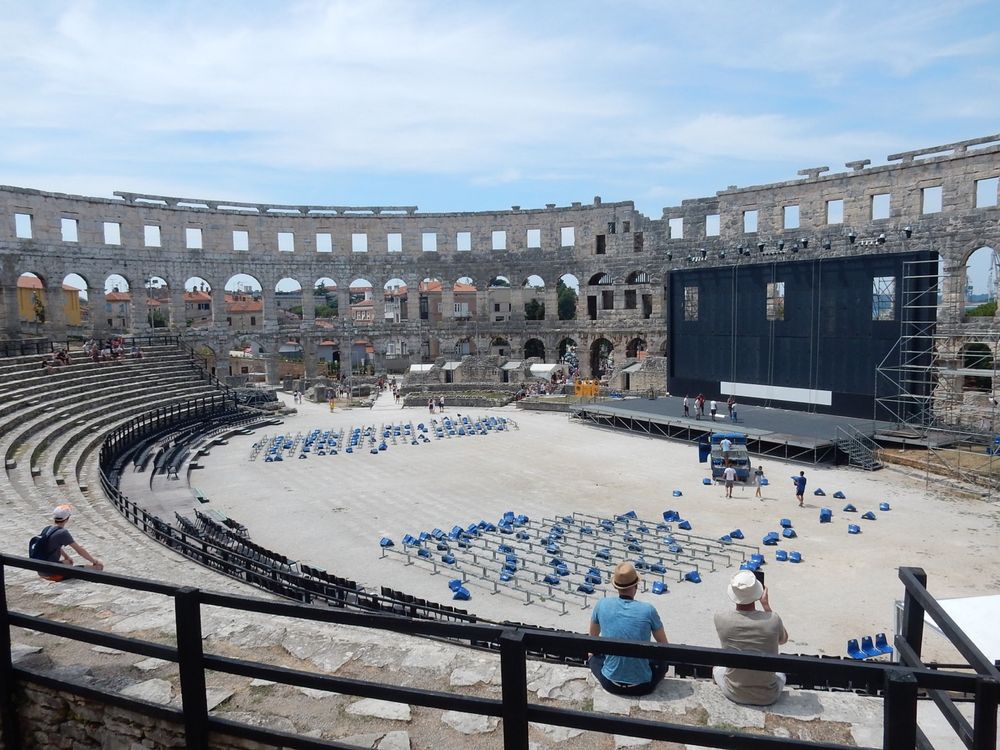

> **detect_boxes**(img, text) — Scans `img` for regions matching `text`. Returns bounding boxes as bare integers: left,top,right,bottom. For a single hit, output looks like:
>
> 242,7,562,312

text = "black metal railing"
1,558,996,750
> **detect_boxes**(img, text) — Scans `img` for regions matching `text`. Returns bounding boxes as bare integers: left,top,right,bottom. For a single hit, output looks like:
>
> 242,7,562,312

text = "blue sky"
1,1,998,290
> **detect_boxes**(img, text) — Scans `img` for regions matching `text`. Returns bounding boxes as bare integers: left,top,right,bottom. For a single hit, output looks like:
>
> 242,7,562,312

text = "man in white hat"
587,561,669,696
713,570,788,705
33,505,104,581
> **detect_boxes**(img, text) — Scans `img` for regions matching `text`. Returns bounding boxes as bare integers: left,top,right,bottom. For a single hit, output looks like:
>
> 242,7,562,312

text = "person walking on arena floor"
723,465,737,499
754,465,765,499
792,470,807,507
710,399,718,421
714,570,789,706
683,395,690,418
31,505,103,581
588,561,669,696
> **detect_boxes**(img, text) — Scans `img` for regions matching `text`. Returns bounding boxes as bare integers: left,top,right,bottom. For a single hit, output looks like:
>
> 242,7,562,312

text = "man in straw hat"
587,561,668,695
32,504,104,581
713,570,788,705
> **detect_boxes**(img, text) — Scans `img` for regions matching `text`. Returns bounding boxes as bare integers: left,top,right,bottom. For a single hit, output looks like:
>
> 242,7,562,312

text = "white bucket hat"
727,570,763,604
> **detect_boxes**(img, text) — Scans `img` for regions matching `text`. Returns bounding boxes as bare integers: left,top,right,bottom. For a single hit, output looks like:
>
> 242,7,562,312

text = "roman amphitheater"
0,134,998,750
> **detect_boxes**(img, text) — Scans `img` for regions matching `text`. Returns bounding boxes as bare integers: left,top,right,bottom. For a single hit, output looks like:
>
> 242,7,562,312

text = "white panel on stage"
721,381,833,407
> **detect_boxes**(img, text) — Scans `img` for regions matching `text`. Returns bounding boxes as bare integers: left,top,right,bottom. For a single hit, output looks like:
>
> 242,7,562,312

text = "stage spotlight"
904,226,912,239
777,241,784,251
791,243,799,253
801,238,809,249
700,248,707,259
666,252,672,261
719,251,726,259
877,233,886,244
848,231,856,244
737,245,744,255
822,239,831,250
757,242,765,252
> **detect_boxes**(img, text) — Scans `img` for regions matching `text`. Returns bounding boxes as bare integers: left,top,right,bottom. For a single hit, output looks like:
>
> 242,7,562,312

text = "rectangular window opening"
766,281,786,321
61,218,79,242
601,289,614,310
783,205,800,230
422,232,437,253
14,213,32,239
278,232,294,253
826,199,844,225
233,230,249,252
144,225,161,247
560,227,575,247
974,177,998,208
185,227,203,249
607,221,617,235
633,231,644,252
872,276,896,321
103,221,121,245
491,230,506,251
622,221,631,233
456,231,472,252
624,289,637,309
871,193,891,220
352,233,368,253
705,214,720,237
526,228,541,249
386,232,402,253
921,186,943,214
668,217,684,239
683,286,698,321
595,234,606,255
743,210,758,234
316,233,333,253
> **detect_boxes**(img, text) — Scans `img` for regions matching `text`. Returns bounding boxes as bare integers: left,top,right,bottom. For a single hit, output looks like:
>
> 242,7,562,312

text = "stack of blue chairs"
847,633,893,659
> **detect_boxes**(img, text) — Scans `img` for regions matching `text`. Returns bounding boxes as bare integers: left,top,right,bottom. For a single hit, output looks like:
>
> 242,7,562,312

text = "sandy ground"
183,392,1000,664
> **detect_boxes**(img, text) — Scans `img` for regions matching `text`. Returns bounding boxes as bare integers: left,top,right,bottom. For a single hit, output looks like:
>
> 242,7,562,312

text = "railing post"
174,587,208,749
883,668,918,750
499,631,529,750
899,567,927,661
0,563,23,750
973,676,1000,750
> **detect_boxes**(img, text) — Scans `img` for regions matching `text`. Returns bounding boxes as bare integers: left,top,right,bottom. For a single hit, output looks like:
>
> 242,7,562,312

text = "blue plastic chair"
702,477,712,485
813,488,825,496
543,574,560,586
577,583,595,594
762,532,780,546
678,520,692,531
453,587,471,601
879,502,891,511
684,570,701,583
663,510,680,522
775,549,788,562
672,489,683,497
843,503,857,512
379,537,394,547
448,579,463,591
874,632,893,655
847,639,867,660
788,551,802,563
861,511,877,521
651,581,667,595
848,524,861,534
782,527,797,539
730,529,744,540
779,518,793,528
819,508,833,523
719,534,733,544
650,562,666,574
833,491,846,499
861,635,882,658
750,554,765,567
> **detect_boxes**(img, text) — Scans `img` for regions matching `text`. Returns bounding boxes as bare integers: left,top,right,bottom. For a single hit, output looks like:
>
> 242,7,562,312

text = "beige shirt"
714,608,786,705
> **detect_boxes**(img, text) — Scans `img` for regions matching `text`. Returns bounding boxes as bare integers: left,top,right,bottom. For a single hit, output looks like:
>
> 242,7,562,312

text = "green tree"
524,298,545,320
967,300,997,317
557,280,577,320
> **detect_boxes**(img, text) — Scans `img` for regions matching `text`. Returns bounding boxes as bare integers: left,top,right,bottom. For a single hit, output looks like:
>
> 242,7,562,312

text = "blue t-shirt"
794,475,807,494
590,597,663,685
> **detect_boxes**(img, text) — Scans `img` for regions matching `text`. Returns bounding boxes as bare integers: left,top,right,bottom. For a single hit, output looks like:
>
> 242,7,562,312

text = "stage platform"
570,396,893,465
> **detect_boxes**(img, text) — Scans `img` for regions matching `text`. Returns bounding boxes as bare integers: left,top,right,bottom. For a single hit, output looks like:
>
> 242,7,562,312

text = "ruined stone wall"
1,135,998,403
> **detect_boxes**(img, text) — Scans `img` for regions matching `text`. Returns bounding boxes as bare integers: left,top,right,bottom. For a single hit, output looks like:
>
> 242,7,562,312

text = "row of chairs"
847,634,894,659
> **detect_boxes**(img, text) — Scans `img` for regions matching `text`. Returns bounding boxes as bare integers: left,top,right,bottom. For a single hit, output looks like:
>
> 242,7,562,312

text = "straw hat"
612,561,640,591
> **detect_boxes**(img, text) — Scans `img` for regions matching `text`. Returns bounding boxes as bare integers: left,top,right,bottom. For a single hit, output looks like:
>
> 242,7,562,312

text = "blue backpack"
28,525,60,560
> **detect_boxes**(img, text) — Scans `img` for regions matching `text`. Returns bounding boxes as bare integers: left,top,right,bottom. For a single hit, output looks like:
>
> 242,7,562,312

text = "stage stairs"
835,425,883,471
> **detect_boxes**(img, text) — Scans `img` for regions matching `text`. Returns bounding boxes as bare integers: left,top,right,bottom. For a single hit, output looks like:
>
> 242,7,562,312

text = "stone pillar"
476,290,488,321
337,289,350,321
1,280,18,336
300,285,315,325
371,290,385,323
264,353,279,385
169,286,185,331
88,284,107,339
216,356,230,380
130,293,149,334
510,285,525,321
545,289,558,321
938,261,964,326
45,282,68,341
302,336,318,379
211,286,226,328
441,285,454,321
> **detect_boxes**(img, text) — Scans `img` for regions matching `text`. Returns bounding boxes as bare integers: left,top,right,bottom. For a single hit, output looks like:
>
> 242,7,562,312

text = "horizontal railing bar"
208,715,364,750
14,666,183,723
525,703,865,750
2,554,179,596
9,613,178,663
202,653,502,715
899,568,1000,679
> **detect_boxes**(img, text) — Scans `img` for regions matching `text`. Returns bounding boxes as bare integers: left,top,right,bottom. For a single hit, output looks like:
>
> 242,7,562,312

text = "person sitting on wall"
588,561,669,696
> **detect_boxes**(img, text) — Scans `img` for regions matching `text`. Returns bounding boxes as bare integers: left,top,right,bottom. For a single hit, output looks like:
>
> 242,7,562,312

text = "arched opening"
383,278,407,322
17,272,46,326
314,278,339,319
626,271,650,285
185,277,212,328
61,273,88,328
193,343,218,376
523,275,545,320
626,337,647,359
103,274,131,331
558,274,579,321
590,338,614,379
224,274,263,330
349,279,374,325
964,246,997,317
586,272,612,320
229,336,267,383
961,343,993,392
558,338,580,377
524,338,546,361
276,277,303,322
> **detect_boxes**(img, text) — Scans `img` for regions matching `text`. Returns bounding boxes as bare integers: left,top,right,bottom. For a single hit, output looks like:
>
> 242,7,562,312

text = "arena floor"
178,393,1000,663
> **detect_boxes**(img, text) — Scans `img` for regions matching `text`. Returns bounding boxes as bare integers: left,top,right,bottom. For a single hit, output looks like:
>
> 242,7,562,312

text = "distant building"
17,275,83,326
